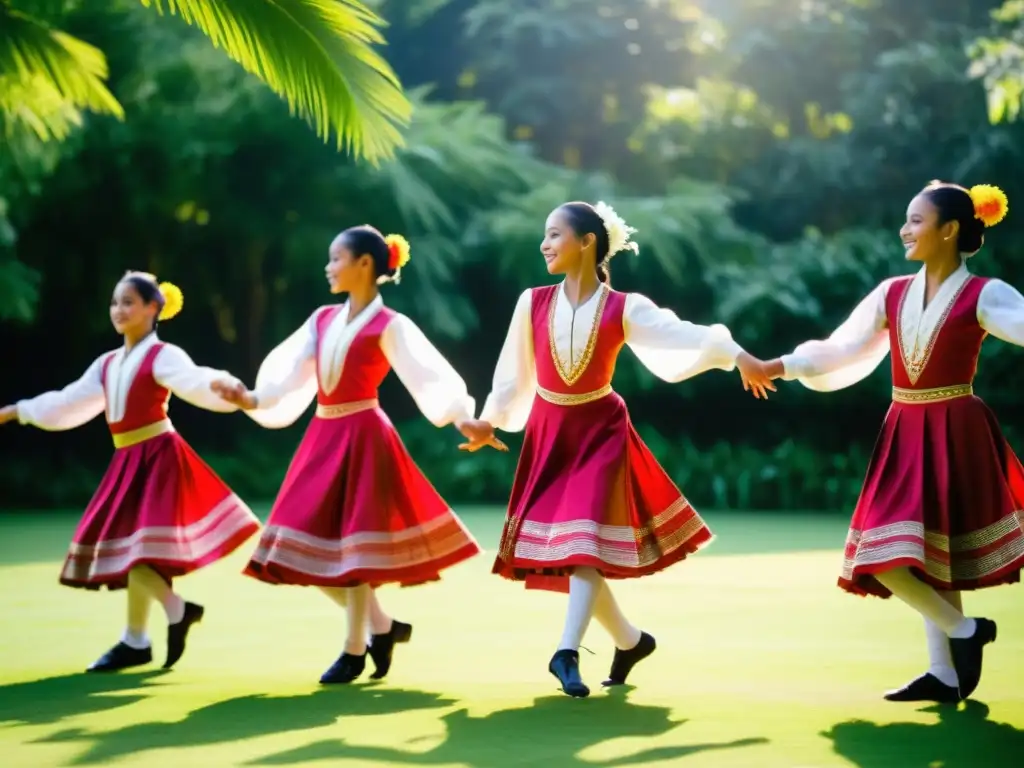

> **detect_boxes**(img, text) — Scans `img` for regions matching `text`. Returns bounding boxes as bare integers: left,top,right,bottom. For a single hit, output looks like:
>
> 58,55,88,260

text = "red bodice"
314,305,396,405
531,284,627,394
100,344,170,435
885,275,989,389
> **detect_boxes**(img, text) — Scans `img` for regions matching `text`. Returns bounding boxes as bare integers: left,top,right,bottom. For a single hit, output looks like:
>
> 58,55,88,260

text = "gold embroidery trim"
892,384,973,404
315,399,379,419
548,284,610,386
112,419,174,449
536,384,613,406
897,275,973,385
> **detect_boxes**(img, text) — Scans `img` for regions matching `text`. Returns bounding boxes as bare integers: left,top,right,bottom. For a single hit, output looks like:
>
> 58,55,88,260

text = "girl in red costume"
0,272,259,673
215,226,503,685
772,182,1023,703
459,201,775,697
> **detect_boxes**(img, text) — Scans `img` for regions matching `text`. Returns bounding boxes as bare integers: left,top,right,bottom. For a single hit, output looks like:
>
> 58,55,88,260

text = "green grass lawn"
0,507,1021,767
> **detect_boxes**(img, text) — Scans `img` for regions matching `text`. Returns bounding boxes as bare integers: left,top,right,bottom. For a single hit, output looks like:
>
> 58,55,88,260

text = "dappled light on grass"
0,510,1021,766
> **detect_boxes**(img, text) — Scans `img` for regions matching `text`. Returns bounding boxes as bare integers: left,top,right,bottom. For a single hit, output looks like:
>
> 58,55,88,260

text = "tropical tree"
0,0,411,164
971,0,1024,123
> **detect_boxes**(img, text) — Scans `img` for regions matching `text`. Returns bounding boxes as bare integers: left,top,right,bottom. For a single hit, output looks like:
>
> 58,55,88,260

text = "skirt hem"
60,517,260,591
242,541,481,588
838,556,1024,598
492,528,713,593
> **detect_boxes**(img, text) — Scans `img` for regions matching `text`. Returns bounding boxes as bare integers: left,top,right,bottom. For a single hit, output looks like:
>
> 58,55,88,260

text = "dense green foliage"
3,0,1024,510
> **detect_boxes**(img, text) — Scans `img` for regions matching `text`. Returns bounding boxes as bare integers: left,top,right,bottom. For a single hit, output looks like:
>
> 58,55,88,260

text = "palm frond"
0,3,123,139
139,0,411,164
0,74,82,140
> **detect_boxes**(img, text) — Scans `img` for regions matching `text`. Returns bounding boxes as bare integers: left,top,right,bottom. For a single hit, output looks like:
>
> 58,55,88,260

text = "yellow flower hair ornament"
158,282,184,321
969,184,1008,228
382,233,411,284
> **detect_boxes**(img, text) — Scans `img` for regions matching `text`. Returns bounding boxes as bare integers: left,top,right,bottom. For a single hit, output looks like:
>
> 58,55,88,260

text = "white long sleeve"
623,293,744,382
153,344,242,413
479,289,537,433
978,279,1024,346
16,355,108,430
780,279,892,391
247,312,319,429
380,314,475,427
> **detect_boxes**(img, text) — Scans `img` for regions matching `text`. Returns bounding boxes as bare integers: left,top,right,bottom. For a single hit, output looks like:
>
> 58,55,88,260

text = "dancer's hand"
735,352,777,400
210,379,258,410
763,358,786,380
457,419,508,452
0,405,16,425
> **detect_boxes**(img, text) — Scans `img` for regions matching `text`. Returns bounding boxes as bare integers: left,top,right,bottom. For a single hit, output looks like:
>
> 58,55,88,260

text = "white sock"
924,618,958,687
874,567,967,635
129,565,185,623
345,585,371,655
948,617,977,639
558,568,600,651
321,586,373,644
368,589,393,636
593,580,642,650
120,628,150,650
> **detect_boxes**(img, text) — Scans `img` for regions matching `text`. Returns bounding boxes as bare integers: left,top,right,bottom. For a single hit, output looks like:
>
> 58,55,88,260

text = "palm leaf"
138,0,412,164
0,74,81,140
0,2,123,140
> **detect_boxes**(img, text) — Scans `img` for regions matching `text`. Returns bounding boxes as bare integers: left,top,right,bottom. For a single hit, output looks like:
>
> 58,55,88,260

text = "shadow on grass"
247,687,768,766
0,670,170,726
823,700,1024,768
33,685,458,765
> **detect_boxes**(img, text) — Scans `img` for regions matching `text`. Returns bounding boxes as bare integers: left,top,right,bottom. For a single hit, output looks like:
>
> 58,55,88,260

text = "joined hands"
735,352,784,400
457,419,508,452
210,379,258,410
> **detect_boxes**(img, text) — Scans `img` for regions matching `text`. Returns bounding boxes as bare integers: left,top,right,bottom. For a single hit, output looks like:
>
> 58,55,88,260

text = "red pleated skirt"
841,396,1024,597
244,407,480,587
61,432,259,589
493,392,713,592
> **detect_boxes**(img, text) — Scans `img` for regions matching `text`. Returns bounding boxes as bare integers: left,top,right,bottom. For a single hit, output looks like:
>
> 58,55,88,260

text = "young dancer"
213,226,502,685
0,272,260,672
457,201,776,697
771,181,1024,702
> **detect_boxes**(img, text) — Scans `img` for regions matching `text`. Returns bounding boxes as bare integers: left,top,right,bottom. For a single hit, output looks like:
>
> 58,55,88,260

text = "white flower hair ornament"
593,201,639,259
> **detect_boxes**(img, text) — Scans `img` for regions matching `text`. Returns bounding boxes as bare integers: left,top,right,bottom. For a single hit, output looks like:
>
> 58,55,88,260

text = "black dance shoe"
549,649,590,698
368,620,412,679
164,601,204,669
883,673,960,703
87,642,152,673
950,617,997,699
602,631,656,686
320,651,367,684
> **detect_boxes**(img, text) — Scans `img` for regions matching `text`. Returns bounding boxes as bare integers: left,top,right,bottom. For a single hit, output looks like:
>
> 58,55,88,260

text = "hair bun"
968,184,1009,227
157,282,184,321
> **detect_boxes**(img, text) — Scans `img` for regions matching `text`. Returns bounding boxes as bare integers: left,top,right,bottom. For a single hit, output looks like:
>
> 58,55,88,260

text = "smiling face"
900,193,957,262
109,280,158,337
325,235,372,294
540,207,595,275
